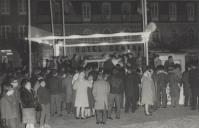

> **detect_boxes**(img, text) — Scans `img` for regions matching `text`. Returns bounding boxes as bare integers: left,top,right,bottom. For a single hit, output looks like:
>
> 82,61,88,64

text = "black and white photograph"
0,0,199,128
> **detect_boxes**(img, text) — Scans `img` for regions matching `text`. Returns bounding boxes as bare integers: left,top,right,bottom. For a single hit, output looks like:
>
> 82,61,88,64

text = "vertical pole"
144,0,149,65
62,0,66,56
28,0,32,77
50,0,55,56
142,0,148,65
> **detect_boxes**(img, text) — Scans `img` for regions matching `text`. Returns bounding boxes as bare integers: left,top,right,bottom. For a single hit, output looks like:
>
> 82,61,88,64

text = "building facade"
1,0,199,63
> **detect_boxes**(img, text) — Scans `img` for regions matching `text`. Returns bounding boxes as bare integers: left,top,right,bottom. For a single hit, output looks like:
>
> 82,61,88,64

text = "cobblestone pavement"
49,106,199,128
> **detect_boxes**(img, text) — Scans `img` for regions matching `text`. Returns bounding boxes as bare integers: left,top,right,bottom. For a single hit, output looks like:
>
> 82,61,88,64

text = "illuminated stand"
28,22,156,60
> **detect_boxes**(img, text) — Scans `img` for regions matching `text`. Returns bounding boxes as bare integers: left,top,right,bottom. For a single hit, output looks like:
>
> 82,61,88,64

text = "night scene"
0,0,199,128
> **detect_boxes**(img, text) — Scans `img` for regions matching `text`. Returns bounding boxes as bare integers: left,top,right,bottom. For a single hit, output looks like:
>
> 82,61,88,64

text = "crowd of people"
0,53,199,128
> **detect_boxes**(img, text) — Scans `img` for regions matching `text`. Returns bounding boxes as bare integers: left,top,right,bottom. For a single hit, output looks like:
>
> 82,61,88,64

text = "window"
121,2,131,21
18,25,27,38
150,2,159,21
187,29,195,43
18,0,26,15
0,0,10,15
187,3,195,21
82,2,91,22
0,25,11,39
102,2,111,21
169,3,177,21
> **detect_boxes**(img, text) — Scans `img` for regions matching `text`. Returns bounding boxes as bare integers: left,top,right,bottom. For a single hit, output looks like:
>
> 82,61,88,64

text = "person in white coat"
73,71,92,119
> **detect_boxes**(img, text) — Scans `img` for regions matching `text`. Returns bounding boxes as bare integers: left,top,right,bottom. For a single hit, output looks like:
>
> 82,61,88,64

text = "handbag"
34,97,42,111
35,101,42,111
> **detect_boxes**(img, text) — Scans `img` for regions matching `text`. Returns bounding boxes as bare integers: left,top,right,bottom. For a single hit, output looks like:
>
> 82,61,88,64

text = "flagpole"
50,0,55,56
62,0,66,56
28,0,32,77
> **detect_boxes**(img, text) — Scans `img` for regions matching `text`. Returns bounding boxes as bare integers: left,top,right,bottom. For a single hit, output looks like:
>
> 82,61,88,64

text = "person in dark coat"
20,79,36,128
155,65,168,108
103,55,114,75
189,64,199,110
59,72,67,114
168,65,181,108
107,68,124,119
127,53,136,69
46,70,62,116
37,79,51,128
125,68,140,113
181,65,192,107
65,72,74,114
164,56,175,72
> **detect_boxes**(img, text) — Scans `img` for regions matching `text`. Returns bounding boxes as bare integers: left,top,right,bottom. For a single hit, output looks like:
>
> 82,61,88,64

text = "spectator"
85,73,95,118
0,84,19,128
103,54,114,75
181,65,192,107
65,71,74,114
164,56,175,72
141,67,156,116
154,54,162,68
125,68,140,113
0,72,7,95
20,79,36,128
37,79,51,128
155,65,168,108
127,53,136,69
59,72,67,114
92,72,110,125
47,70,62,116
168,65,181,108
73,71,92,119
189,63,199,110
107,67,124,119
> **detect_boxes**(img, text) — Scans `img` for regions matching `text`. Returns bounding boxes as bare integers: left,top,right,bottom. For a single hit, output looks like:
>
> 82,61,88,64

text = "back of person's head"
38,79,45,83
144,65,152,72
168,56,172,59
155,54,159,58
174,64,181,70
156,65,164,71
185,64,191,71
112,67,119,75
115,64,121,69
51,70,57,76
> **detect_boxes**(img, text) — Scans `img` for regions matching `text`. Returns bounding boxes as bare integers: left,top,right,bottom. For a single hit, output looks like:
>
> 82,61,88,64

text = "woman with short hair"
20,79,36,128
